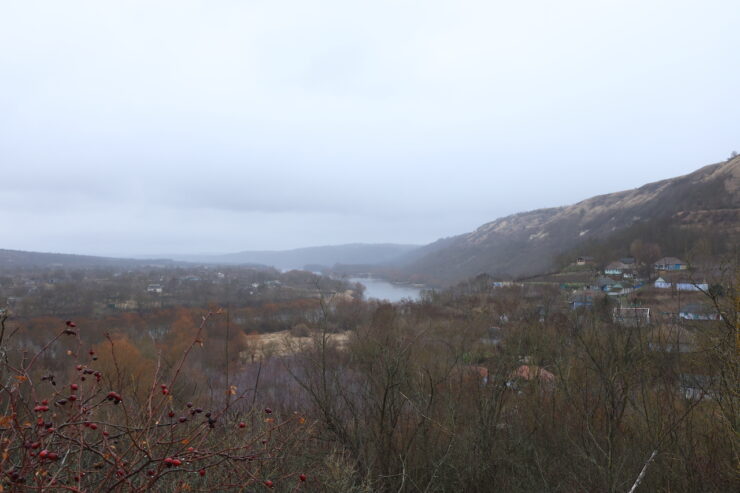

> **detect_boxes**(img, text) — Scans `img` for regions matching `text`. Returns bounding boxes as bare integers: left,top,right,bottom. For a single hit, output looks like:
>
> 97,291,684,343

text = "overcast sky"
1,0,738,256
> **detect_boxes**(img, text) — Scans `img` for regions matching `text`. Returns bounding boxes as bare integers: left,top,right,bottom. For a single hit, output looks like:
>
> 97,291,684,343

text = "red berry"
264,480,274,488
41,399,48,405
199,469,206,477
299,474,307,482
264,408,272,414
106,391,122,403
65,320,77,328
71,384,79,391
168,411,175,418
239,422,246,428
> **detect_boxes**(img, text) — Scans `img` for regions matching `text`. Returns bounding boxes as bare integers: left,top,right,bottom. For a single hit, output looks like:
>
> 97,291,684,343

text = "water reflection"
348,277,423,303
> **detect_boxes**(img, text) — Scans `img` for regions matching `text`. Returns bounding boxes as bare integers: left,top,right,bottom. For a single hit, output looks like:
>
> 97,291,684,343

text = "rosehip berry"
239,422,246,428
199,469,206,477
299,474,307,482
264,480,274,488
71,384,79,391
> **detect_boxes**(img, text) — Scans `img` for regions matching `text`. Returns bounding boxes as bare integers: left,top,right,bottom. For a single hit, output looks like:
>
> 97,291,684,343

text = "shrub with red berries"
0,317,314,491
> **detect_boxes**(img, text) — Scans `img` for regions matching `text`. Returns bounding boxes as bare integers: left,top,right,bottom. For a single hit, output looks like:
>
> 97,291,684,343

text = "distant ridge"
0,249,178,270
170,243,421,270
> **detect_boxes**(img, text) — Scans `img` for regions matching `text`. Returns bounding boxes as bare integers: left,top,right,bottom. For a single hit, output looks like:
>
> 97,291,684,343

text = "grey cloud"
1,0,739,256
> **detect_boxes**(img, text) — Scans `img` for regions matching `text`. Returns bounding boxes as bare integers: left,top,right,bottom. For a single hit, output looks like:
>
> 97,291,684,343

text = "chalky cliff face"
403,157,740,283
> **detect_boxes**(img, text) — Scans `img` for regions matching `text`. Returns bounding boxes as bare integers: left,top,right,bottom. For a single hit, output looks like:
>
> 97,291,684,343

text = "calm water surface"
348,277,424,302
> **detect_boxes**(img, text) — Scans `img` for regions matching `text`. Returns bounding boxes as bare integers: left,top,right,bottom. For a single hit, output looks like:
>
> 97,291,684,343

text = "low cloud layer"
2,1,739,256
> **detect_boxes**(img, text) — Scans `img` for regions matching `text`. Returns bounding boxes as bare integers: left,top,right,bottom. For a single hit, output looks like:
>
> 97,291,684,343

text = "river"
348,277,424,302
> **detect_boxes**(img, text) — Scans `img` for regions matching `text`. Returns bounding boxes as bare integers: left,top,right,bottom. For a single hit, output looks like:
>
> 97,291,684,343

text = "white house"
675,281,709,292
654,277,671,289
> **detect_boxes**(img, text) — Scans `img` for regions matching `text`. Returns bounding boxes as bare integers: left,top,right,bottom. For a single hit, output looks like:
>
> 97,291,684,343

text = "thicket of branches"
1,269,737,491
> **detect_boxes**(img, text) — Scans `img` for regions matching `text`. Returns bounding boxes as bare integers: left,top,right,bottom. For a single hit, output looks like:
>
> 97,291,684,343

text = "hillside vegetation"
399,156,739,284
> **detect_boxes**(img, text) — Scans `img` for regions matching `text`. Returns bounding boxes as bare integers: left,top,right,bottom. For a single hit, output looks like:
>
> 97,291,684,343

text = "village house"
653,257,687,271
675,280,709,292
654,276,671,289
146,283,163,294
679,303,721,321
576,256,594,266
596,276,617,291
491,280,515,288
570,292,595,309
604,261,630,275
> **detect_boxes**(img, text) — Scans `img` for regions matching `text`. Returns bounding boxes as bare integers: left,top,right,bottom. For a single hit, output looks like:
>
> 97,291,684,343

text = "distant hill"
400,156,740,284
171,243,421,271
0,249,178,270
